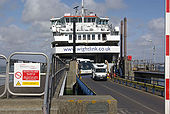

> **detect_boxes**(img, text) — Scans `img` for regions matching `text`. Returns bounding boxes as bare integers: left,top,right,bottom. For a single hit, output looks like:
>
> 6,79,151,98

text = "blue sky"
0,0,164,63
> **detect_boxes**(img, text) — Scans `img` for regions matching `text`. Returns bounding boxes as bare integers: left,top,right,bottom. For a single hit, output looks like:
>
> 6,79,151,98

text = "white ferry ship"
50,0,120,63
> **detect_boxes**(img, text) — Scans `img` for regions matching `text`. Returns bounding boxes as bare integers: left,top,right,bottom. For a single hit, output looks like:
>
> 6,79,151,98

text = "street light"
147,40,152,62
146,39,156,70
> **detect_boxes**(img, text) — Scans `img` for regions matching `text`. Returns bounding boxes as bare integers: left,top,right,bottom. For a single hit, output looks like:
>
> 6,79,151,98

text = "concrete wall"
51,95,117,114
65,60,78,94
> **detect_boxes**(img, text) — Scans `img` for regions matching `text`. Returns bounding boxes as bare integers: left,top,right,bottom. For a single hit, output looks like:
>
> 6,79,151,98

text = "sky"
0,0,164,63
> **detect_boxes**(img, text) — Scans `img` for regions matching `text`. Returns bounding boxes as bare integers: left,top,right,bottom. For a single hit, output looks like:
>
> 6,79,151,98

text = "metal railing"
43,55,66,114
113,76,164,96
6,52,50,96
0,54,8,98
0,52,50,98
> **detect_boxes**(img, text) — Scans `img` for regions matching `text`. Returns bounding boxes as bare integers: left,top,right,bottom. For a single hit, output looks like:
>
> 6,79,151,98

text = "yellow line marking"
91,100,96,104
68,100,74,102
101,84,160,114
107,100,112,104
78,100,83,103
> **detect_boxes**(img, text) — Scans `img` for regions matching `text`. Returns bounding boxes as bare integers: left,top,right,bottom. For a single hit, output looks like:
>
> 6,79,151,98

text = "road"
81,75,164,114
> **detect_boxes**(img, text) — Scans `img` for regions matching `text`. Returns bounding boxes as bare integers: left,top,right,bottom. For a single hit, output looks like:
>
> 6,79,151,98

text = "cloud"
22,0,70,23
148,17,164,35
105,0,127,9
0,0,8,7
0,24,52,57
128,17,164,62
1,0,71,57
83,0,126,16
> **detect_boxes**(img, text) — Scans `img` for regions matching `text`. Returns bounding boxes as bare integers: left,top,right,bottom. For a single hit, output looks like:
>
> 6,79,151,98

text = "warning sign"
15,72,22,79
16,81,21,86
14,63,40,87
23,70,39,80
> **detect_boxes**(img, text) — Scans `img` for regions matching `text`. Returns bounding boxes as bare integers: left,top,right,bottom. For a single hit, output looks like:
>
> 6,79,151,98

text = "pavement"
81,75,164,114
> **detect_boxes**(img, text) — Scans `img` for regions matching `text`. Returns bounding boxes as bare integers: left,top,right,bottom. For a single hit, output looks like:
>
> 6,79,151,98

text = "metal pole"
120,20,123,60
73,18,76,60
124,17,127,59
119,20,124,77
82,0,84,23
123,17,127,77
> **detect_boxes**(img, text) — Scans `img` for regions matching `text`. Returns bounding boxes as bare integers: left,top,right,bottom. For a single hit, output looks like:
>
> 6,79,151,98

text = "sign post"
14,63,40,87
165,0,170,113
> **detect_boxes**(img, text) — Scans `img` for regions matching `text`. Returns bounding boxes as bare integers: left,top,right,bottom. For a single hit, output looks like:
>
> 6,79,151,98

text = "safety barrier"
0,54,8,98
6,52,50,97
43,55,66,114
77,76,96,95
113,76,164,96
0,52,50,98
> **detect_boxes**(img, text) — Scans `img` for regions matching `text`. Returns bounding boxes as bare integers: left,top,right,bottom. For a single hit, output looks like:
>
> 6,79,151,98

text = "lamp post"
146,40,156,70
147,40,152,62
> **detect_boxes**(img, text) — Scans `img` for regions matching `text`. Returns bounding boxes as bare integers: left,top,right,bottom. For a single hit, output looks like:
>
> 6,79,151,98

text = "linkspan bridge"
0,52,165,114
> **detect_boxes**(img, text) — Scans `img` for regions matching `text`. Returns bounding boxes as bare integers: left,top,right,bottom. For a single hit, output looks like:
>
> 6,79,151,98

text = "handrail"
43,55,66,114
59,72,67,96
53,55,66,64
0,54,8,98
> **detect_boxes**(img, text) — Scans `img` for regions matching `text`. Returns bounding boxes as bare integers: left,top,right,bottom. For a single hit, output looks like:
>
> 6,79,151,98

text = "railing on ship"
43,55,66,114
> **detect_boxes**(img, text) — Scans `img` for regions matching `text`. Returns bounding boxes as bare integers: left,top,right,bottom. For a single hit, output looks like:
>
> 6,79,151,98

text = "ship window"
66,18,69,23
92,18,95,22
98,34,101,40
76,35,77,40
101,20,104,25
115,31,119,35
87,34,90,40
83,34,86,40
71,18,78,22
53,32,56,36
78,35,81,40
103,20,105,25
51,21,56,25
57,20,61,25
106,20,108,24
71,18,73,22
92,34,95,40
79,18,82,23
99,20,101,24
69,35,72,40
102,34,107,40
75,18,78,22
88,18,91,22
84,18,87,23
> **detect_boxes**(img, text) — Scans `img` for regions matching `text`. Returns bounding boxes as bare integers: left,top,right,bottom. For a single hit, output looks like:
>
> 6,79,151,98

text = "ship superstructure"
50,0,120,63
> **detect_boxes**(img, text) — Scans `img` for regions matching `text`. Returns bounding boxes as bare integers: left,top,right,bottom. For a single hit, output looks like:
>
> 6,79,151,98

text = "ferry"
50,0,120,63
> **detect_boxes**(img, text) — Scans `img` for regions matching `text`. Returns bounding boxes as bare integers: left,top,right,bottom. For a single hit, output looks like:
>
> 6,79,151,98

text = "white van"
77,58,93,76
92,63,107,80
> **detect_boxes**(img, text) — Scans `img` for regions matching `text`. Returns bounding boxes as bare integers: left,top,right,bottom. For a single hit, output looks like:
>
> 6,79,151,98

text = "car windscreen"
80,62,93,70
